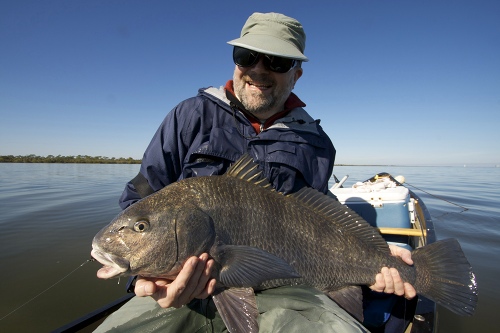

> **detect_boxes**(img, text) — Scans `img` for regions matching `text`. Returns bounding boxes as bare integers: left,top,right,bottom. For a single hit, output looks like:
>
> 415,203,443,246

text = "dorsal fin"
227,154,389,251
225,154,273,189
289,187,390,251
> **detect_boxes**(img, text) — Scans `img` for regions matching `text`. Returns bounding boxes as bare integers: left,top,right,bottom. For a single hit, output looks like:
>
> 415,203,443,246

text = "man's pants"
94,285,367,333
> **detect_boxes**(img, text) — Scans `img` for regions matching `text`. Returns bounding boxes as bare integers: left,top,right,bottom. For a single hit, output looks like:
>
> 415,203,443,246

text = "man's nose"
250,55,269,72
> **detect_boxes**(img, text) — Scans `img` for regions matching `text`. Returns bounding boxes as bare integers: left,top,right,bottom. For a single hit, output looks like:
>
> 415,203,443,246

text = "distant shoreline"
0,155,141,164
2,155,496,168
0,155,385,166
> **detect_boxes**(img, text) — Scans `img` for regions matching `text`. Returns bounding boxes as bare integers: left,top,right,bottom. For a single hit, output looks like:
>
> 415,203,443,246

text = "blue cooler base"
330,187,412,245
331,186,415,332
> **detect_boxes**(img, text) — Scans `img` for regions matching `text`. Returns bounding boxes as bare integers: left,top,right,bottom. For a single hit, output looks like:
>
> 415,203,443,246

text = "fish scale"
214,177,391,286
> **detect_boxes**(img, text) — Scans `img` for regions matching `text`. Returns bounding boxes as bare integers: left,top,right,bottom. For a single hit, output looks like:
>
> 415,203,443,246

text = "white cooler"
330,186,412,230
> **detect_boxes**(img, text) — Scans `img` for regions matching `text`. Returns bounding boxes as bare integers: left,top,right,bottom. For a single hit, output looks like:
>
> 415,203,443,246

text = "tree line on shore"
0,154,141,164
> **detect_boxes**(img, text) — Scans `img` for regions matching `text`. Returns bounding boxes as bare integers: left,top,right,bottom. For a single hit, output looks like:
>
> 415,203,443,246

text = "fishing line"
0,258,95,321
404,182,469,213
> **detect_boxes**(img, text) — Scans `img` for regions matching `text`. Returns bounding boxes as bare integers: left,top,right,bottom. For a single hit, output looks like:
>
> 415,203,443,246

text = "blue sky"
1,0,499,166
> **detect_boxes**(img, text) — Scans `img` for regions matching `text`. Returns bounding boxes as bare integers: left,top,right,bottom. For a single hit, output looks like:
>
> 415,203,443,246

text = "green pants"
94,285,367,333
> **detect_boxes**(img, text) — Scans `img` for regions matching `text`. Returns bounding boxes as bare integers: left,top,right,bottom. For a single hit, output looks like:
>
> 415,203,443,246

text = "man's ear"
293,67,303,85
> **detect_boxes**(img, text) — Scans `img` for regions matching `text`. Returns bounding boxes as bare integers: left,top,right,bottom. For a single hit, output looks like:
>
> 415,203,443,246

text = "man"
96,12,415,332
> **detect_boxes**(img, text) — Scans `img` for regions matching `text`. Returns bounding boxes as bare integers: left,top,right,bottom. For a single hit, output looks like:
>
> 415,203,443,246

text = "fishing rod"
332,172,469,213
403,182,469,213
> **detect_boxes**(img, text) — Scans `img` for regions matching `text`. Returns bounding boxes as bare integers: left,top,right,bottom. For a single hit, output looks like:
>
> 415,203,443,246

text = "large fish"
91,154,477,332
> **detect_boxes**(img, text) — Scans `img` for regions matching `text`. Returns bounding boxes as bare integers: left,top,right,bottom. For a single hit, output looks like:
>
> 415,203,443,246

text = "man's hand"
134,253,216,308
370,245,417,300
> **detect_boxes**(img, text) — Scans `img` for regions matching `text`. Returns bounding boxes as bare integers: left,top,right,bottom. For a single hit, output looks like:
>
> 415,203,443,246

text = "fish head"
91,187,216,279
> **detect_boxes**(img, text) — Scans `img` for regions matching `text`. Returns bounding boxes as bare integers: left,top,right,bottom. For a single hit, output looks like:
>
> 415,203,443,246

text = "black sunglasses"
232,46,297,74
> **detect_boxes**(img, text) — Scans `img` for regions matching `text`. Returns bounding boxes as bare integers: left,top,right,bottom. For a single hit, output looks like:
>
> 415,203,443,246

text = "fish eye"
133,220,149,232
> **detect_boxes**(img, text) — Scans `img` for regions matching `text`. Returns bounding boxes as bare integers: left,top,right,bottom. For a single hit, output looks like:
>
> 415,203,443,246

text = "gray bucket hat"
227,12,308,61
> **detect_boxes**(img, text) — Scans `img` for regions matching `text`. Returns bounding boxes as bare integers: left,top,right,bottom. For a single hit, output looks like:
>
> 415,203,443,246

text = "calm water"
0,163,498,332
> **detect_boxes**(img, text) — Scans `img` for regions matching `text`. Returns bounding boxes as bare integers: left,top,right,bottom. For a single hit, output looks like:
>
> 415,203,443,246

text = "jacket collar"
224,80,306,134
202,82,319,136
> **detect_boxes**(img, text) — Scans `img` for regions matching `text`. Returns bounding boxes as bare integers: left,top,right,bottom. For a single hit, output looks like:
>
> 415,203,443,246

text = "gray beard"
239,90,277,116
234,74,294,117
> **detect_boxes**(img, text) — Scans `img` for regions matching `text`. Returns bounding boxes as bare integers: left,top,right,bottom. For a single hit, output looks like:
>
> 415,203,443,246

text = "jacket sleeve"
119,98,199,209
266,139,335,194
256,120,336,195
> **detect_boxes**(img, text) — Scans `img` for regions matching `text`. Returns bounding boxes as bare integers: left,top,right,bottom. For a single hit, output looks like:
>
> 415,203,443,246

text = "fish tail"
412,238,478,316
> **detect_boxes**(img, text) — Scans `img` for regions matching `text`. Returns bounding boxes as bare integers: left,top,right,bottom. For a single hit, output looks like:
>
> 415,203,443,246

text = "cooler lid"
330,186,409,204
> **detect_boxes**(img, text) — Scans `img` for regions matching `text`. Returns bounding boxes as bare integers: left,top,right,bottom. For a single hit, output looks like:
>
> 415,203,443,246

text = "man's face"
233,55,302,120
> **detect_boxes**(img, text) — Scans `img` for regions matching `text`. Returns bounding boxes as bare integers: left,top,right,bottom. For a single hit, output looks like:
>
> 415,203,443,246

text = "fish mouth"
91,246,130,279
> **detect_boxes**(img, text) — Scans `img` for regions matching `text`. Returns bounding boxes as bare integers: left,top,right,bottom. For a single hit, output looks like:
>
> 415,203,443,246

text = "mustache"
243,73,275,86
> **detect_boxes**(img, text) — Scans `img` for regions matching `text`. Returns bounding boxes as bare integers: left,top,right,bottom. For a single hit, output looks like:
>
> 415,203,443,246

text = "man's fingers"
370,272,384,292
404,282,417,299
133,254,216,309
389,268,405,296
164,256,200,307
381,267,395,294
400,251,414,265
389,245,414,265
135,277,156,297
370,265,417,300
189,256,215,299
182,254,210,302
193,257,216,299
195,278,217,300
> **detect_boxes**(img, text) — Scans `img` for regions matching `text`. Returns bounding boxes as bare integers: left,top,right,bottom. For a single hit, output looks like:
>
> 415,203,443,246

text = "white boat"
330,172,437,333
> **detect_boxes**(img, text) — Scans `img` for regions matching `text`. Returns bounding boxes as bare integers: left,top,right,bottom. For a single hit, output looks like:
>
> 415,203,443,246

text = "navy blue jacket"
119,85,336,209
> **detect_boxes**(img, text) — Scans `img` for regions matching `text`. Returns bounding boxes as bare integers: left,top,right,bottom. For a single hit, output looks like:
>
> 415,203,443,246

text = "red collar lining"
224,80,305,134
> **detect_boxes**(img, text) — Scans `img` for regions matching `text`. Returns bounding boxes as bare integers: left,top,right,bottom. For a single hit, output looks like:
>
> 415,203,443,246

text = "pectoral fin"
213,287,258,333
327,286,364,322
214,244,300,287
